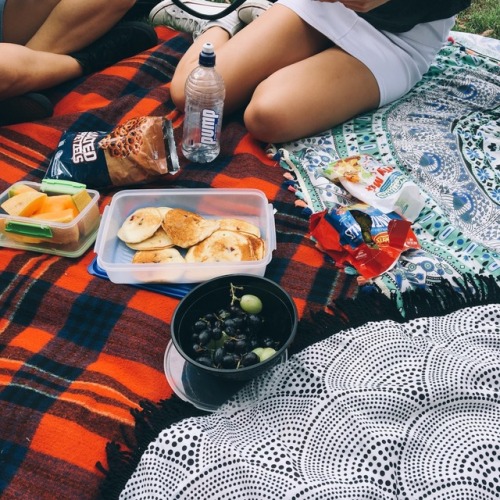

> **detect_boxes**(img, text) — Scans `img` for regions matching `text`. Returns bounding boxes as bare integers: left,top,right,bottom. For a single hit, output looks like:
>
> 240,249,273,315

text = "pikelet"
244,231,265,260
117,207,163,244
217,218,261,237
125,226,174,251
161,208,219,248
132,247,185,264
185,229,264,263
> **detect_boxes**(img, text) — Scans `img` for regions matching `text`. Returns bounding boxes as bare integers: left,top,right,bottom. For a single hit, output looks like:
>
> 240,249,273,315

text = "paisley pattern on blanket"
120,304,500,500
276,37,500,298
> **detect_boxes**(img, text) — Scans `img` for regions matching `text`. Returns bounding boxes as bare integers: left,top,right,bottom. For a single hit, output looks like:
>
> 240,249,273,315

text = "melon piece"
77,203,100,238
4,233,44,244
35,194,79,218
8,184,38,198
0,219,42,244
31,208,76,223
72,189,99,238
48,224,80,245
71,189,93,213
1,191,47,217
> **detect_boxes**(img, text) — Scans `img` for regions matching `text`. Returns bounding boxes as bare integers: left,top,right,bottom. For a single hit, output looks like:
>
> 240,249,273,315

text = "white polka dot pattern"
120,304,500,499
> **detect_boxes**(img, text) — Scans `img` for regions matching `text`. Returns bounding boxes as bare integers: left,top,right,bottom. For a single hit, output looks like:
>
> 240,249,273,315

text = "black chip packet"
45,116,180,190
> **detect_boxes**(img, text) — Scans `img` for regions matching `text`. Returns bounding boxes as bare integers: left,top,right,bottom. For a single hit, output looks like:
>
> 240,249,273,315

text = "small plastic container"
0,181,100,258
94,188,276,284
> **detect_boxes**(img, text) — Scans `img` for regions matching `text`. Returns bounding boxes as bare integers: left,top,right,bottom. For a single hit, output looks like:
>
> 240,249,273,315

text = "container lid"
164,340,288,412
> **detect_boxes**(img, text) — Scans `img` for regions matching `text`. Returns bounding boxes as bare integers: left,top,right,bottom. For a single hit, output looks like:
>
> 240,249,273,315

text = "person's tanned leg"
171,5,331,111
0,0,156,125
3,0,136,53
244,45,380,143
171,4,379,143
0,44,82,100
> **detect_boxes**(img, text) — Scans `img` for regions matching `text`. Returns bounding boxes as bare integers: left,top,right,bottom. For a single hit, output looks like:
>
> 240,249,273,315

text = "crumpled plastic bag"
309,203,420,279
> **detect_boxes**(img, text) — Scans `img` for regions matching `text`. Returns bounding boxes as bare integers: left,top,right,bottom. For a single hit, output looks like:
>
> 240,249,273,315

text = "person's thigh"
3,0,60,45
244,45,380,143
173,4,333,112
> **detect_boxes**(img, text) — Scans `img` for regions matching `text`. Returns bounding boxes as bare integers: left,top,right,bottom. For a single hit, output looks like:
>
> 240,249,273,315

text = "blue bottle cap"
199,42,216,67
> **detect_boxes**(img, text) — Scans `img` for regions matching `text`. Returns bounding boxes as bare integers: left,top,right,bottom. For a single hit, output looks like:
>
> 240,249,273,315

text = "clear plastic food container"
0,181,100,258
94,188,276,284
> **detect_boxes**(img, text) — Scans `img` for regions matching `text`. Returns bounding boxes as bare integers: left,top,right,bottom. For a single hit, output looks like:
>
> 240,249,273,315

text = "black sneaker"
0,92,53,126
71,21,158,75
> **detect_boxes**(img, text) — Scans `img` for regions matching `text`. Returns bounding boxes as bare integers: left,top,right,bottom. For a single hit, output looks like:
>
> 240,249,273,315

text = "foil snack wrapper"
323,155,424,222
45,116,180,190
310,203,420,279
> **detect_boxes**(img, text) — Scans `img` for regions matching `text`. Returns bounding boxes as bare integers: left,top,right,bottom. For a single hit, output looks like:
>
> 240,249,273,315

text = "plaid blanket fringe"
0,27,358,499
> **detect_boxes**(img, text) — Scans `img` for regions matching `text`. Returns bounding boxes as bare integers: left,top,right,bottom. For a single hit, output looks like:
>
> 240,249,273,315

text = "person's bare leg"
0,44,82,100
171,4,331,112
170,4,379,142
244,45,380,143
3,0,136,54
170,28,231,109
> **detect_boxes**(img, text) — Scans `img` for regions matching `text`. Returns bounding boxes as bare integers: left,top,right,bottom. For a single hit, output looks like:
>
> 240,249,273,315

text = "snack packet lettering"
309,203,420,279
323,155,424,222
45,116,180,190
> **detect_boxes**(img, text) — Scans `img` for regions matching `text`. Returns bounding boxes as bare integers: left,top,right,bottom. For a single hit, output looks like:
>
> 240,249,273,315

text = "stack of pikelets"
117,207,265,264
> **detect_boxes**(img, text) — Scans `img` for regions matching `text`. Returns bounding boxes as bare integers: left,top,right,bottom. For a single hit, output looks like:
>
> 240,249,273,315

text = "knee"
0,46,24,97
243,91,287,144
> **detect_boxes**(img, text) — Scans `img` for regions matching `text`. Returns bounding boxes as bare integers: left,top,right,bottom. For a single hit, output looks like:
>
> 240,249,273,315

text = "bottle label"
200,109,219,145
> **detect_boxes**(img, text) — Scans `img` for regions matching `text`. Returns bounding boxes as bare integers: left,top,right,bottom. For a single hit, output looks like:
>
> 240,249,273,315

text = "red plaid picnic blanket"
0,27,358,499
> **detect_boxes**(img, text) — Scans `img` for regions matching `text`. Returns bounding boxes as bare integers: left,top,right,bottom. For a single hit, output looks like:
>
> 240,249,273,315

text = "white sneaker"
150,0,241,38
238,0,272,24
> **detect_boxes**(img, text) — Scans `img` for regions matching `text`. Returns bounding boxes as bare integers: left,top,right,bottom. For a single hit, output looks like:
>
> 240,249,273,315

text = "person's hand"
314,0,390,12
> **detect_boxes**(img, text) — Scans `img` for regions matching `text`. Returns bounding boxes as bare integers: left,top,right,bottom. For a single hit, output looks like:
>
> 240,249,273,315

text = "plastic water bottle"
182,42,225,163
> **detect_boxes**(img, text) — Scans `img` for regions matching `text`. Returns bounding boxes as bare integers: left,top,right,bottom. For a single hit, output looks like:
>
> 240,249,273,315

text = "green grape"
240,294,263,314
252,347,264,360
259,347,276,361
252,346,276,362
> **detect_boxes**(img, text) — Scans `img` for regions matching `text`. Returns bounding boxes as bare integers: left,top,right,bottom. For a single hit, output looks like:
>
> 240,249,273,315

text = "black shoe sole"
0,93,53,126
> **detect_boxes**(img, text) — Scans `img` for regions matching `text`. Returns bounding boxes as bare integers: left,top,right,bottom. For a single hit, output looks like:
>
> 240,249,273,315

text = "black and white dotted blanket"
120,303,500,499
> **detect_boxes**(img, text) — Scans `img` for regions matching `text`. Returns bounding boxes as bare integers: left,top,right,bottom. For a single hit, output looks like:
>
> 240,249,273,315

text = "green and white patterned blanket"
275,33,500,298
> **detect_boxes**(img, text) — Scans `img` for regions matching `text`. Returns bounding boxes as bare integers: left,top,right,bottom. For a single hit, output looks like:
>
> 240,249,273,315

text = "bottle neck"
199,54,215,67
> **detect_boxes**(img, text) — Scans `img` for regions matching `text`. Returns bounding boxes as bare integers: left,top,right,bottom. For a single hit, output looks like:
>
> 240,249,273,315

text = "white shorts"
276,0,455,106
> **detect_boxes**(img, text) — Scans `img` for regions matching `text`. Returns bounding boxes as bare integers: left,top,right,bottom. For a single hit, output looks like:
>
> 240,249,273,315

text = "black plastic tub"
171,274,298,381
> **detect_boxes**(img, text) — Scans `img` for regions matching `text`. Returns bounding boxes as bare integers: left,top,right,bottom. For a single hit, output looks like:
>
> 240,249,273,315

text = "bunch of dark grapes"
190,301,279,370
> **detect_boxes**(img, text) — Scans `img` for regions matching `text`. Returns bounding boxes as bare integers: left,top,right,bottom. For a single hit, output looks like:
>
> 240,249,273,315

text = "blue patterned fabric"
276,36,500,301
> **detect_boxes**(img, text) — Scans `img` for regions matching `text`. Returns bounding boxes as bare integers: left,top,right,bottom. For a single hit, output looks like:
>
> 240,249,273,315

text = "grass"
454,0,500,39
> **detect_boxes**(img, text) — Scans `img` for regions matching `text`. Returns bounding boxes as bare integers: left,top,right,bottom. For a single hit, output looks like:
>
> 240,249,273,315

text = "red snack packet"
310,203,420,279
